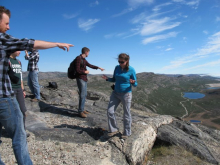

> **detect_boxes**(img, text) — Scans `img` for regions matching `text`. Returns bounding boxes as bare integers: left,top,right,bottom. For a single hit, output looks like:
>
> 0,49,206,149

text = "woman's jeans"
28,70,40,99
0,97,33,165
107,91,132,136
76,78,87,113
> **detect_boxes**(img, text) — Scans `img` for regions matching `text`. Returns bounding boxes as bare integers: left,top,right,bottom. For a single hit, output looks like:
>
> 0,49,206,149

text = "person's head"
82,47,90,57
10,51,20,58
0,6,10,33
118,53,130,71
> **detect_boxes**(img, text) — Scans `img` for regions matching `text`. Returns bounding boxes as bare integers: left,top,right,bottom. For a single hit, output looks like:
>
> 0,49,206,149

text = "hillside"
23,71,220,129
86,72,220,129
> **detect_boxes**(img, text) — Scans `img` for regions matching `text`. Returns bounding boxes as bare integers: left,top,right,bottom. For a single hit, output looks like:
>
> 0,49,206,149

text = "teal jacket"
107,65,137,93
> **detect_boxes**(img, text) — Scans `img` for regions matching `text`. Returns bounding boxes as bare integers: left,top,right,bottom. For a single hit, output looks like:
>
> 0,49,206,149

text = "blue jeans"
28,70,40,99
0,97,33,165
76,78,87,113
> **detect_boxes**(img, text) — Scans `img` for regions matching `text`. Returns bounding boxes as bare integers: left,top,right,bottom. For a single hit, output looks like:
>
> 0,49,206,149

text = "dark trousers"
13,88,27,129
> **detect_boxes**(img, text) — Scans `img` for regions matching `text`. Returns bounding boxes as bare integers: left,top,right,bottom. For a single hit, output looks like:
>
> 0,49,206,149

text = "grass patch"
148,145,210,165
211,118,220,125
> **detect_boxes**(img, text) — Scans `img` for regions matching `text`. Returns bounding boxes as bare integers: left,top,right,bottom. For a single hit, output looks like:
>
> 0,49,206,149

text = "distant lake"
190,120,202,123
206,87,220,89
183,92,205,99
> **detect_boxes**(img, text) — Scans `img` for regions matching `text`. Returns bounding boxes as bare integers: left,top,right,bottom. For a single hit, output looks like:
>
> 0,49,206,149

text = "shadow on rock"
38,101,79,118
54,124,106,140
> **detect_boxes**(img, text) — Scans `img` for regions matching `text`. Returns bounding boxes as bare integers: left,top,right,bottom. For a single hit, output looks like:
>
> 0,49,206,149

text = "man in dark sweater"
75,47,104,118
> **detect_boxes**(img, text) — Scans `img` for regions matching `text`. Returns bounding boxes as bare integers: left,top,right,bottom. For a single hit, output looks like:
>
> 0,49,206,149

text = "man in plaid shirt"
0,6,73,165
25,49,41,102
75,47,104,118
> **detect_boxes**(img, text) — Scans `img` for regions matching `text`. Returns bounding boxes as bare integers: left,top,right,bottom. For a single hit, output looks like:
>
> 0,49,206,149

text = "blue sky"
2,0,220,77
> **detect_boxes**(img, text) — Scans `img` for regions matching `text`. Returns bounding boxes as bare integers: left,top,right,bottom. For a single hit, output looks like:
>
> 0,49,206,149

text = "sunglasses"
118,61,125,64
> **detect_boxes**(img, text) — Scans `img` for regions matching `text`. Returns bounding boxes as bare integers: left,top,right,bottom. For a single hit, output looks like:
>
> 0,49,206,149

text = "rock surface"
157,120,220,164
0,79,220,165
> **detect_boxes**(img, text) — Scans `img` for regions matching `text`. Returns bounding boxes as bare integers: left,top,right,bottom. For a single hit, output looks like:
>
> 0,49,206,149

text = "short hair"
0,6,11,21
82,47,90,54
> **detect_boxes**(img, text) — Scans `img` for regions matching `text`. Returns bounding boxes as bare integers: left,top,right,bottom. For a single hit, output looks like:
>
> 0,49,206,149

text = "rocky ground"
0,79,220,165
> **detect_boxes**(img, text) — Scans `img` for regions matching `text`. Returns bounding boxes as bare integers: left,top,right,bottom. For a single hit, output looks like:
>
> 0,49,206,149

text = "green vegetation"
212,118,220,125
148,145,209,165
87,73,219,118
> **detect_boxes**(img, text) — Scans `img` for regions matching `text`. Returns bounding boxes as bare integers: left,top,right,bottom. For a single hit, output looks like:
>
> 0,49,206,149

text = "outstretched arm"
101,74,108,80
34,40,74,51
98,67,105,71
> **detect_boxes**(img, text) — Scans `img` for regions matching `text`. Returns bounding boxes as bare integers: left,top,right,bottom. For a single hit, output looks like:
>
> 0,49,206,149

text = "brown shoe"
121,135,130,140
79,112,87,118
83,110,90,114
107,131,119,137
31,98,40,102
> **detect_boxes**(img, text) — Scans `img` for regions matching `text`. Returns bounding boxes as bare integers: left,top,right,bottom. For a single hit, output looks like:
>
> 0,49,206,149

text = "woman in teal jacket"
102,53,137,139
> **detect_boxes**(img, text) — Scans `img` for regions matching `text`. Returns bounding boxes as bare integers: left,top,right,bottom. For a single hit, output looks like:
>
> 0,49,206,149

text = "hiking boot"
83,110,90,114
31,98,40,102
79,112,87,118
107,131,119,137
121,135,130,140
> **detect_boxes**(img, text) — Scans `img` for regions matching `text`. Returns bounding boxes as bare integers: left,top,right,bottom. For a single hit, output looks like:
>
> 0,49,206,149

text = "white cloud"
185,59,220,70
142,31,178,44
140,17,181,36
130,12,147,24
172,0,184,2
104,33,115,39
90,1,99,7
104,32,127,39
63,13,78,19
195,31,220,56
178,13,188,18
128,0,154,8
203,30,208,35
112,0,154,17
162,31,220,70
186,0,200,7
152,2,172,12
183,37,187,42
78,18,100,31
216,16,220,22
165,48,174,51
116,33,127,37
112,8,134,17
172,0,200,9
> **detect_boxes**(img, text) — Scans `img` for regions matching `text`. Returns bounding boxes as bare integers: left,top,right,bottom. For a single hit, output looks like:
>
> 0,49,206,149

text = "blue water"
183,92,205,99
206,87,220,89
190,120,201,123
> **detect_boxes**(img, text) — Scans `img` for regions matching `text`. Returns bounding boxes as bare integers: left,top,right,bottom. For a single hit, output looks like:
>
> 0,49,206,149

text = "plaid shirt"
25,49,39,71
75,55,99,82
0,32,34,97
